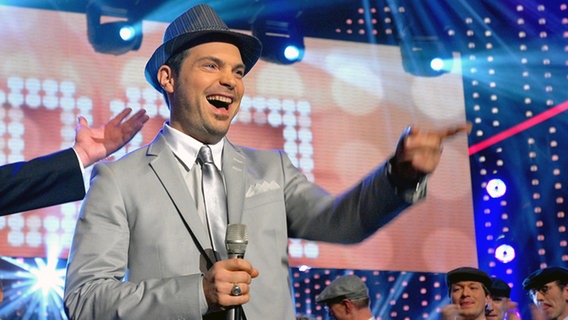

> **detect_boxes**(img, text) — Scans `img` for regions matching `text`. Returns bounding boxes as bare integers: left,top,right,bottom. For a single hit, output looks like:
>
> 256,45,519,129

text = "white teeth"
207,95,232,104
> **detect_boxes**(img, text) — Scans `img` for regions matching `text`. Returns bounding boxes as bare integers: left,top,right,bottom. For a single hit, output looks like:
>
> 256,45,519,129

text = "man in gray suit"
64,4,469,320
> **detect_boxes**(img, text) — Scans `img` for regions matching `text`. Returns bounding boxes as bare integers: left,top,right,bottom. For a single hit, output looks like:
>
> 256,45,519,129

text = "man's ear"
343,299,354,313
157,65,175,93
562,283,568,301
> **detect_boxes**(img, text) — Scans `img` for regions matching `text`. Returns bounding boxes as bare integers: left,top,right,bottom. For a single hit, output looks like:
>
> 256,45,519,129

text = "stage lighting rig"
390,0,455,77
86,0,143,55
252,12,305,65
399,35,453,77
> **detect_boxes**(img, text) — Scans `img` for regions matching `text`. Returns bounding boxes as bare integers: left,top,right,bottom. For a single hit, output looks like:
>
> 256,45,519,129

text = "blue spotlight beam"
0,256,67,319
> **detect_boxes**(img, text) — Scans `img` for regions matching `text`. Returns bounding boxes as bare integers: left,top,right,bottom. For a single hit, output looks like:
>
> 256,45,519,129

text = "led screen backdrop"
0,6,476,272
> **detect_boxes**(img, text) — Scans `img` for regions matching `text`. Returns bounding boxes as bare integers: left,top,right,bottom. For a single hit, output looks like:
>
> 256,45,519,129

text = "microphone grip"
227,308,235,320
225,224,247,320
227,306,244,320
228,253,244,259
227,253,243,320
227,253,244,320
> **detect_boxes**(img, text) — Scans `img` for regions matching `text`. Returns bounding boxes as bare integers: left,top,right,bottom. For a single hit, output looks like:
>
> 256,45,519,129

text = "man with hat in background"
316,275,375,320
64,3,469,320
486,277,521,320
441,267,492,320
522,266,568,320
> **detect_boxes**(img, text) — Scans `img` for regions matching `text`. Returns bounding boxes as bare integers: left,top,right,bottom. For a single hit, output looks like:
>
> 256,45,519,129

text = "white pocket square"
245,180,281,197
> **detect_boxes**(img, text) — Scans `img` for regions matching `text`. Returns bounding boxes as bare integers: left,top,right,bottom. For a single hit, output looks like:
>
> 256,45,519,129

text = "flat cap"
522,266,568,290
446,267,492,292
316,275,369,303
490,278,511,298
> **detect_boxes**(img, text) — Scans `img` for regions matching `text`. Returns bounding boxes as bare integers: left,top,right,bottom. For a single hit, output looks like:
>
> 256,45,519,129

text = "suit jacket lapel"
146,135,215,264
223,139,246,225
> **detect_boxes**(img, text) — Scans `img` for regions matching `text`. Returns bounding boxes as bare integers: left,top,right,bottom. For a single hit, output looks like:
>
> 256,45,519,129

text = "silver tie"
198,145,228,260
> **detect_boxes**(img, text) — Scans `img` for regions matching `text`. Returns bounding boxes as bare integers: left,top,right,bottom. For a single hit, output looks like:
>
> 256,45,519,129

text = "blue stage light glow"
430,58,445,71
284,45,302,62
0,255,67,319
119,25,136,41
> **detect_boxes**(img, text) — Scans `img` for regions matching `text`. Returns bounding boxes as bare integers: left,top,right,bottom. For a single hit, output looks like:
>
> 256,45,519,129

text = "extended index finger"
436,122,472,139
405,122,471,140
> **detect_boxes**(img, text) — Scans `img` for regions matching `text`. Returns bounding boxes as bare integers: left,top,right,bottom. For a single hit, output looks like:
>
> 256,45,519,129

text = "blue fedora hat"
144,4,262,92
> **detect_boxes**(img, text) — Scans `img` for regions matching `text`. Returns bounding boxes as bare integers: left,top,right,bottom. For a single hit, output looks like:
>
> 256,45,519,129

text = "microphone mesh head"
225,224,248,255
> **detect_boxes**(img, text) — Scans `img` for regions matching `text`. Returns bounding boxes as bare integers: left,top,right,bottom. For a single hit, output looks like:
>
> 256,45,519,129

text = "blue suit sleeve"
0,148,86,215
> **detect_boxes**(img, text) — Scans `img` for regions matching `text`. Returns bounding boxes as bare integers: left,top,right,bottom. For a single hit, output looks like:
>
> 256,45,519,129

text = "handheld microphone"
226,224,247,259
225,224,247,320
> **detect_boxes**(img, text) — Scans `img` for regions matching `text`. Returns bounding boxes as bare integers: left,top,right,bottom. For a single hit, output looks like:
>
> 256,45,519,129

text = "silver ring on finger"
231,283,242,296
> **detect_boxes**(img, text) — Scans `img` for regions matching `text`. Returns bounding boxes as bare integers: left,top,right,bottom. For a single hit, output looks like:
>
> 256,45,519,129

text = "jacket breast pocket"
244,189,284,209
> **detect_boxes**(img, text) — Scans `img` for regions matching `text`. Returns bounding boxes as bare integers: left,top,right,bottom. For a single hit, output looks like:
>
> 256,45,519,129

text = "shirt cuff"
71,148,86,174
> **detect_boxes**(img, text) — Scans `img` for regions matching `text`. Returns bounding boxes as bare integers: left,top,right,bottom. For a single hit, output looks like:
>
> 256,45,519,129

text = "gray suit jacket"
64,132,424,319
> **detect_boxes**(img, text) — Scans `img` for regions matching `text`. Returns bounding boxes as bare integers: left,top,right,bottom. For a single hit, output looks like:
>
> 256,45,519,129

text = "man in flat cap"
442,267,492,320
316,275,374,320
522,266,568,320
486,277,521,320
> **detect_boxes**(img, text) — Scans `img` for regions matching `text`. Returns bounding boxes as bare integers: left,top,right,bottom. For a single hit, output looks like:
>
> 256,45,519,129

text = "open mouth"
207,95,232,109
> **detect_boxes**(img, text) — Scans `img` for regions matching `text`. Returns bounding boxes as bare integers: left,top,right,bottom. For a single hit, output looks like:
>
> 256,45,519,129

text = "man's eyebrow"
199,56,246,70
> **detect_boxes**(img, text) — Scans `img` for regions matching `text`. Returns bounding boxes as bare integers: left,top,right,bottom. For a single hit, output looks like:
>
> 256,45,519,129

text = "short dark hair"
160,48,190,108
164,48,189,76
350,297,370,308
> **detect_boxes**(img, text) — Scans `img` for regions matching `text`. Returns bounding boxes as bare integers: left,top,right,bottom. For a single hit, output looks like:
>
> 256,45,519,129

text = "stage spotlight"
494,234,516,263
119,24,137,41
400,36,453,77
284,45,302,61
33,258,65,296
252,17,305,65
486,178,507,198
495,243,516,263
430,57,445,71
86,1,143,55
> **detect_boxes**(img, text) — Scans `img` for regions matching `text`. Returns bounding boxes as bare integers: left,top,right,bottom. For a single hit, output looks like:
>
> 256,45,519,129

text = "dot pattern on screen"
0,79,314,256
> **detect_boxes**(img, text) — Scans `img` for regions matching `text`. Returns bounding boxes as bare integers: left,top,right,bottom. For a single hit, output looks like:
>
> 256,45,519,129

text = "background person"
522,266,568,320
63,4,470,320
486,277,521,320
442,267,492,320
315,274,375,320
0,107,148,215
